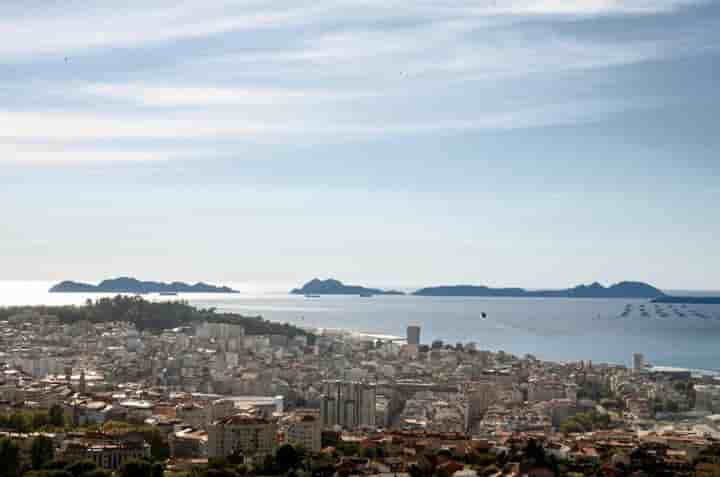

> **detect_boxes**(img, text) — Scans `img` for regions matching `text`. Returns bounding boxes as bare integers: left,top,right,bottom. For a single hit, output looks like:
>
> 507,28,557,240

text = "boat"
304,294,321,298
159,291,178,296
359,293,373,298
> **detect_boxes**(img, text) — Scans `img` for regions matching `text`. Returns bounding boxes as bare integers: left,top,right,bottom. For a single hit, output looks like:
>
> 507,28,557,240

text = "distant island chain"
47,276,719,303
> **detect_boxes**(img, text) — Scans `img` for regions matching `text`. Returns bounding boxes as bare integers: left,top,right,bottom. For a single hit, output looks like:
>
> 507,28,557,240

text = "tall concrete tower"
633,353,645,373
407,325,421,346
320,380,376,430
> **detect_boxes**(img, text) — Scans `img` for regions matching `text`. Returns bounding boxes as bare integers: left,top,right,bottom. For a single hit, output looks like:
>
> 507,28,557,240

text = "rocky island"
413,281,665,299
49,277,239,294
290,278,405,296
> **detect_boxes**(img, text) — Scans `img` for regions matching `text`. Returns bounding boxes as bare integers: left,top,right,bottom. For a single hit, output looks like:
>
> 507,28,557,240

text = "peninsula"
49,277,240,294
412,281,665,299
290,278,405,296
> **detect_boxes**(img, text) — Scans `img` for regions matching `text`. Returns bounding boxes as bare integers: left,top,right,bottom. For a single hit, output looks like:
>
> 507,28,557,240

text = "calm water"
3,281,720,371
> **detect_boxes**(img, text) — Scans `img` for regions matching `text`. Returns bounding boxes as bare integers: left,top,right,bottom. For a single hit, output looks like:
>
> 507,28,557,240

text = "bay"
2,281,720,371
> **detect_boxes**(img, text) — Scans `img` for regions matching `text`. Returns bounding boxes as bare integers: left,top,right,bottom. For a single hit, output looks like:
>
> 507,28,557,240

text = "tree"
119,459,154,477
49,404,65,428
143,428,170,462
31,435,55,469
0,438,22,477
8,412,29,432
276,444,300,472
151,462,164,477
82,471,113,477
32,412,50,430
66,460,98,477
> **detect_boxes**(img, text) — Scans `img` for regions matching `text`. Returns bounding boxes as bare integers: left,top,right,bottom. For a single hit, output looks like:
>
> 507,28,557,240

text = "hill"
413,281,665,299
290,278,405,296
49,277,239,294
0,295,312,339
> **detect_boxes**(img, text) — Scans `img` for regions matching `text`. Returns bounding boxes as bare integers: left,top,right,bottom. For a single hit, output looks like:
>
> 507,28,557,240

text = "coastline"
2,281,720,373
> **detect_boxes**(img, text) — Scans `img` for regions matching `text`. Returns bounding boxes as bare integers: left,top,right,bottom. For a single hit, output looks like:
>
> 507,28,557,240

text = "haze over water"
3,281,720,372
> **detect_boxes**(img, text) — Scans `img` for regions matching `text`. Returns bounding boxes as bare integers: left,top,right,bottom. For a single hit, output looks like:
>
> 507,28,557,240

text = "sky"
1,0,719,291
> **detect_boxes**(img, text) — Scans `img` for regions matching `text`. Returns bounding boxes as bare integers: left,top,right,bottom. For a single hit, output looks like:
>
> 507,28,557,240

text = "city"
2,301,720,477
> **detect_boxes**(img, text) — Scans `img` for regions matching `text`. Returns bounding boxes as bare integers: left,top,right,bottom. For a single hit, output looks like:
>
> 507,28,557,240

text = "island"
652,296,720,304
290,278,405,296
49,277,240,294
412,281,665,299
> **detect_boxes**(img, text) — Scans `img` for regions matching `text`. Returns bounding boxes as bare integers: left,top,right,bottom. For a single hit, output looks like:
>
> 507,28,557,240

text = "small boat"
481,312,487,319
359,293,373,298
304,294,321,298
159,291,178,296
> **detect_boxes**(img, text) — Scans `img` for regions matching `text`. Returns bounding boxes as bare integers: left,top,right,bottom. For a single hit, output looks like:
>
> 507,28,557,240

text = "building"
633,353,645,373
320,380,376,430
466,383,498,430
170,428,209,458
62,435,149,470
207,413,278,459
176,399,237,429
694,385,720,413
407,325,421,346
284,412,322,452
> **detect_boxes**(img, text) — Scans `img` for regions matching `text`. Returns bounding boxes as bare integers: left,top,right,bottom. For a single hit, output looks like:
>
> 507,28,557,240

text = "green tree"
260,454,277,475
32,412,50,430
8,412,29,432
66,460,98,477
49,404,65,428
120,459,154,477
143,428,170,462
276,444,300,472
31,434,55,469
82,471,113,477
0,438,22,477
152,462,164,477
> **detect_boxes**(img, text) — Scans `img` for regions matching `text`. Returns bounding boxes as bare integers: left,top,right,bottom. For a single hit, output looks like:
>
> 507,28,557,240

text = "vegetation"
576,381,613,401
560,411,612,434
0,437,22,477
0,295,314,341
30,436,55,470
0,405,67,433
651,398,680,414
118,459,163,477
275,444,300,473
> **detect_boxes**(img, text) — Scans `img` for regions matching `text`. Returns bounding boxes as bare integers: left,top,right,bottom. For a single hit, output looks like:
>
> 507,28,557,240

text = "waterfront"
2,281,720,371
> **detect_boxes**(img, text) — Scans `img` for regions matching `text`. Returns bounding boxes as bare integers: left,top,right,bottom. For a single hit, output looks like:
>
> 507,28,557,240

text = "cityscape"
2,299,720,476
3,0,720,476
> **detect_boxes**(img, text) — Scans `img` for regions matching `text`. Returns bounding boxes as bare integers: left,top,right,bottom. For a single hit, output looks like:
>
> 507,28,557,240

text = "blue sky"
1,0,719,290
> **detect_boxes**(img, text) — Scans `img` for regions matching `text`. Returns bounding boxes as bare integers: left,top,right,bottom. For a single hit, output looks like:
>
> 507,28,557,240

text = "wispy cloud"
0,1,707,58
0,0,714,163
82,83,374,107
0,97,654,159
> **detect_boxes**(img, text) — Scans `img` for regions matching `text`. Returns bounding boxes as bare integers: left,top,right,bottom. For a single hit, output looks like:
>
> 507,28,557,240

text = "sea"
2,281,720,373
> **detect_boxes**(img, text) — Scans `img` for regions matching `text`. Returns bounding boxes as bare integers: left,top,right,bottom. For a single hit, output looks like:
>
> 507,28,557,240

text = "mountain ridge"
49,277,239,294
412,281,665,298
290,278,405,296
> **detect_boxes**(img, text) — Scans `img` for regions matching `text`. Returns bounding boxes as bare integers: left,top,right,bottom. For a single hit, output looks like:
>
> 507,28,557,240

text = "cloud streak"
0,1,708,58
0,0,715,163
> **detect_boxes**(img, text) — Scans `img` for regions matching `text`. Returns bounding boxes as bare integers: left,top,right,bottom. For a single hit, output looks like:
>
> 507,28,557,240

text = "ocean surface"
2,281,720,371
